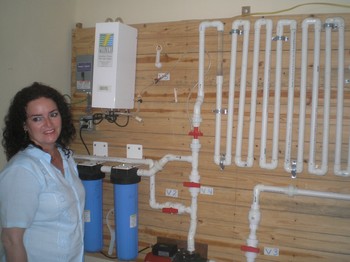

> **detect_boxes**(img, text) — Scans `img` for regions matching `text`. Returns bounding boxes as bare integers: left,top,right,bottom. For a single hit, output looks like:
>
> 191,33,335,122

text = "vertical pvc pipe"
280,20,298,175
258,20,273,169
214,29,225,167
78,163,105,252
298,18,322,174
110,166,141,261
214,19,240,167
234,20,251,167
330,17,350,177
308,18,328,175
242,19,263,168
196,20,224,252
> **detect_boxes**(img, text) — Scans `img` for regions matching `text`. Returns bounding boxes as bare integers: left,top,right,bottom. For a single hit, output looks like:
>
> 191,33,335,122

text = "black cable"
98,245,151,260
92,111,130,127
114,115,129,127
138,245,151,253
92,113,104,125
79,126,91,155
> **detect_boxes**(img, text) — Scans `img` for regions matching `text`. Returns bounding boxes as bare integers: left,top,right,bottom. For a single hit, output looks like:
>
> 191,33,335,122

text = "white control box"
92,22,138,109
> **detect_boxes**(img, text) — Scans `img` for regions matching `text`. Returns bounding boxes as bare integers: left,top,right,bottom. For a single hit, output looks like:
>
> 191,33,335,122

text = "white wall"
0,0,76,166
0,0,349,167
75,0,350,26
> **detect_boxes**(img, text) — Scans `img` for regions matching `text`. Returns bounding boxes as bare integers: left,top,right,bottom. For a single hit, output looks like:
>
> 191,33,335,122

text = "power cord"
79,125,91,155
92,110,130,127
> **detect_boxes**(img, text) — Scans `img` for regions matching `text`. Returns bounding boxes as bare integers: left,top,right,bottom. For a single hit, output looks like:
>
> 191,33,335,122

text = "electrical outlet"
80,115,93,130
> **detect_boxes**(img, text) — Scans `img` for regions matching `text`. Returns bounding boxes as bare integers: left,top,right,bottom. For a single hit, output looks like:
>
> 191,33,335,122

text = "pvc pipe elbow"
308,164,328,176
199,21,224,32
213,155,221,166
235,155,251,167
334,165,350,177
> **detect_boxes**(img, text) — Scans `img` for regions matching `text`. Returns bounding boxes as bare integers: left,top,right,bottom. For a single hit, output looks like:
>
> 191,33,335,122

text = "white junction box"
93,141,108,157
127,144,143,159
92,22,138,109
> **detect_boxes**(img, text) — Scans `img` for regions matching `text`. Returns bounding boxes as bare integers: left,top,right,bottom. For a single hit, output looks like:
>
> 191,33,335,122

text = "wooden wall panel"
71,13,350,262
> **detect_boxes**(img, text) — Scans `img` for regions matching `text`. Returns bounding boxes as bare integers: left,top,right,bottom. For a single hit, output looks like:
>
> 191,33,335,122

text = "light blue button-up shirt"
0,145,85,262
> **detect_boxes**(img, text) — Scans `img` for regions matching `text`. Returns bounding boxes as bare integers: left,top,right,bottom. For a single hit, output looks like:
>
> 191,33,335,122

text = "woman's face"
24,97,62,152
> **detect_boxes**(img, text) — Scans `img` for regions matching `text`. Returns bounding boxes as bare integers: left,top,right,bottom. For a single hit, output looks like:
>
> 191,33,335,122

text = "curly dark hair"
2,82,76,160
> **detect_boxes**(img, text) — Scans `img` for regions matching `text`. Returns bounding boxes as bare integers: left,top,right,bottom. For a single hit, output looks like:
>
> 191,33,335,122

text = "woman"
0,82,85,262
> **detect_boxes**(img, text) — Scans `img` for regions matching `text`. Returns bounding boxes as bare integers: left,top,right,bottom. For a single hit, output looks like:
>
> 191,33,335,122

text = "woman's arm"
1,227,27,262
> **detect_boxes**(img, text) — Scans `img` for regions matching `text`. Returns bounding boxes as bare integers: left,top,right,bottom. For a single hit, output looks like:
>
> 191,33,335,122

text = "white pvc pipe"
308,17,329,175
233,20,251,167
297,18,322,174
74,154,154,169
244,184,350,262
258,19,274,169
190,20,224,253
74,154,194,210
196,21,224,129
214,20,244,168
238,19,263,168
281,20,298,175
330,17,350,177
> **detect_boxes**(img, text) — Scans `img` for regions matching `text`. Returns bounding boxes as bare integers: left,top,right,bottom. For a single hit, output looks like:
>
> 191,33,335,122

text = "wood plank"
72,13,350,261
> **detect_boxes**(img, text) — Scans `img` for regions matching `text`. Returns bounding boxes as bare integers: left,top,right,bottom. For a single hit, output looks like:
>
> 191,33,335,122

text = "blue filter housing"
110,165,141,260
78,163,105,252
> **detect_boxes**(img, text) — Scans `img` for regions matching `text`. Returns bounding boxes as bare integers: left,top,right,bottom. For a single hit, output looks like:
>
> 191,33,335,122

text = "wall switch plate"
93,141,108,156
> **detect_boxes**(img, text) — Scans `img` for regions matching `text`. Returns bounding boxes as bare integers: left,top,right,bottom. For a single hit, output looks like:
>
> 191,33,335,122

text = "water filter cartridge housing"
92,22,138,109
110,165,141,260
78,162,105,252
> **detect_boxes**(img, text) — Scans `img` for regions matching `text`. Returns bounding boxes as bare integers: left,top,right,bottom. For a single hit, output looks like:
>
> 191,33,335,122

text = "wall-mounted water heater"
92,22,138,109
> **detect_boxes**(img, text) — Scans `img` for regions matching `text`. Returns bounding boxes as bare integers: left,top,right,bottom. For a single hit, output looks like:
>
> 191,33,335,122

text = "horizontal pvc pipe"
74,154,154,168
253,184,350,205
